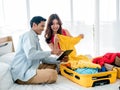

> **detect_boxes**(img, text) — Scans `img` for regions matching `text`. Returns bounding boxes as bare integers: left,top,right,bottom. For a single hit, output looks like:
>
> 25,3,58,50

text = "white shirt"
10,29,59,81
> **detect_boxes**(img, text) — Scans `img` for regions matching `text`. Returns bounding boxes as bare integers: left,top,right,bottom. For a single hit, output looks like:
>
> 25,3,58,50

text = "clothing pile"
57,34,101,74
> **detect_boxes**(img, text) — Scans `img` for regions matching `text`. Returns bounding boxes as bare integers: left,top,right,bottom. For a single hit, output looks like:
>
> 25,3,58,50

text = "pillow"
0,41,13,56
0,62,13,90
0,52,15,65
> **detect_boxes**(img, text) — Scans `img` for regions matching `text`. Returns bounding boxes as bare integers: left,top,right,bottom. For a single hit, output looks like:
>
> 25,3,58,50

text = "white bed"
0,36,120,90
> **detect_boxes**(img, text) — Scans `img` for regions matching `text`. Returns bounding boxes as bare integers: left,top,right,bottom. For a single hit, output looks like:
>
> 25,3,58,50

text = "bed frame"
0,36,15,52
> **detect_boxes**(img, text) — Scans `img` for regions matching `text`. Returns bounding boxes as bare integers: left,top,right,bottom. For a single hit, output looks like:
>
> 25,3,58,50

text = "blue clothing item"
98,66,106,72
10,29,60,81
75,68,98,74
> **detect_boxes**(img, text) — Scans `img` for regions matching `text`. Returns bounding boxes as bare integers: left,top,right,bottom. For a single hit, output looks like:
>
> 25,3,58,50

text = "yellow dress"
57,34,101,69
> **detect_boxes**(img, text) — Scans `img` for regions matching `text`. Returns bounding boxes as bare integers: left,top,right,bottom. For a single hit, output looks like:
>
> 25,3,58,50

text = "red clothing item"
92,53,120,66
51,29,67,49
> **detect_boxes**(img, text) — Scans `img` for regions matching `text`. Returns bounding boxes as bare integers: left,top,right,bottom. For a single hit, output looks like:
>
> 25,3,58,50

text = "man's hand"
61,56,68,62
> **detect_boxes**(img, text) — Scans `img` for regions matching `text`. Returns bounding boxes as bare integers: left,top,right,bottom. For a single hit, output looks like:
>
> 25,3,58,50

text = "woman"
44,14,94,69
44,14,83,51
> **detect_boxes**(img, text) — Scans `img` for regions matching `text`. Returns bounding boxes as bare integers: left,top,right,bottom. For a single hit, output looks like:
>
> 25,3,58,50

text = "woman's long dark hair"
44,14,62,43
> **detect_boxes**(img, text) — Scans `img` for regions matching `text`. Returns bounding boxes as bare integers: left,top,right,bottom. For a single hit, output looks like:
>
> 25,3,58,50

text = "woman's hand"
52,34,60,55
79,34,84,39
54,34,59,44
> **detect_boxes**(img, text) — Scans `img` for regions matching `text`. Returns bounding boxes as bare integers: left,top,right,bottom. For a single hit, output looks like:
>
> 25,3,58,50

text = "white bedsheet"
9,75,120,90
0,53,120,90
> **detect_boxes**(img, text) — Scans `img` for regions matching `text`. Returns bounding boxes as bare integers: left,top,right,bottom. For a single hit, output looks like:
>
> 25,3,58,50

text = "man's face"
33,21,45,35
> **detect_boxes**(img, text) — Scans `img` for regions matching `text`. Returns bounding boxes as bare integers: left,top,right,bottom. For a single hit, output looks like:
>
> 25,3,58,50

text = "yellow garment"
69,60,101,69
57,34,101,69
57,34,89,61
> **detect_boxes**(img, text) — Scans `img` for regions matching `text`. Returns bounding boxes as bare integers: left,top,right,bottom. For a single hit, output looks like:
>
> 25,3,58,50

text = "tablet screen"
57,50,73,61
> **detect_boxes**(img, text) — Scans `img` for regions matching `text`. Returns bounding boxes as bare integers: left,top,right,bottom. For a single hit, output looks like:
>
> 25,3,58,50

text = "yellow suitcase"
114,67,120,79
60,64,117,87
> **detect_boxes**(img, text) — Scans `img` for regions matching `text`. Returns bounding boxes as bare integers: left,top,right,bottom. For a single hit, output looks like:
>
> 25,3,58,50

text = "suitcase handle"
92,74,111,80
64,70,73,76
63,70,80,80
92,79,110,87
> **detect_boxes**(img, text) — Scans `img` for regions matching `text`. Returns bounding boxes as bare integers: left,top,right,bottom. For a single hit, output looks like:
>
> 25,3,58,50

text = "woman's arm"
48,42,59,51
47,34,59,50
64,29,84,39
48,43,54,50
48,43,61,55
48,42,61,56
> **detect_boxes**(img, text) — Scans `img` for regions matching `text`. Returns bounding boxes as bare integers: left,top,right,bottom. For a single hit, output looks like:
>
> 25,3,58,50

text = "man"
10,16,67,84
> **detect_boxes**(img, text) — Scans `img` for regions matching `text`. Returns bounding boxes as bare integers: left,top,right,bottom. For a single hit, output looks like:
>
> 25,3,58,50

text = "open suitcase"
60,64,117,87
114,67,120,79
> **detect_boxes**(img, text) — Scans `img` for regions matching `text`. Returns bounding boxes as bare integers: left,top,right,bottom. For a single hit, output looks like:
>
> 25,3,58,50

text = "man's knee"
48,69,58,83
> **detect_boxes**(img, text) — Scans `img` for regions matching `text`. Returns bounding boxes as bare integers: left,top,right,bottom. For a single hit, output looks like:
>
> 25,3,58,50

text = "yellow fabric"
57,34,89,61
57,34,101,69
69,60,101,69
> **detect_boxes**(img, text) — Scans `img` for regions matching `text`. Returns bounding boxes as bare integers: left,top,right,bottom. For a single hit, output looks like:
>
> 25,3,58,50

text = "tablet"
57,50,73,61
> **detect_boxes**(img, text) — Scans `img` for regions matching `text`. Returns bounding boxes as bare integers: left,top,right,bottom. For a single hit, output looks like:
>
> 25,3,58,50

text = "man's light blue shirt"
10,30,59,81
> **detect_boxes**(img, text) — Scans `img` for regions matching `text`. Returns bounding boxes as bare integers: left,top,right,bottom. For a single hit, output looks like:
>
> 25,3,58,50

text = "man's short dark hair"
30,16,46,28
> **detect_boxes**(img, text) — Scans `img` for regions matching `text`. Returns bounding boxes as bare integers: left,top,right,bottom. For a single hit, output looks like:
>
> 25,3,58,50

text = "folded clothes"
75,68,98,74
114,56,120,67
68,60,101,69
98,66,106,72
104,63,114,71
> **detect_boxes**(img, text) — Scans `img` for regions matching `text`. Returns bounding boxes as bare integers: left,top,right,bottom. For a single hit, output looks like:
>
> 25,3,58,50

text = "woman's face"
51,19,60,33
